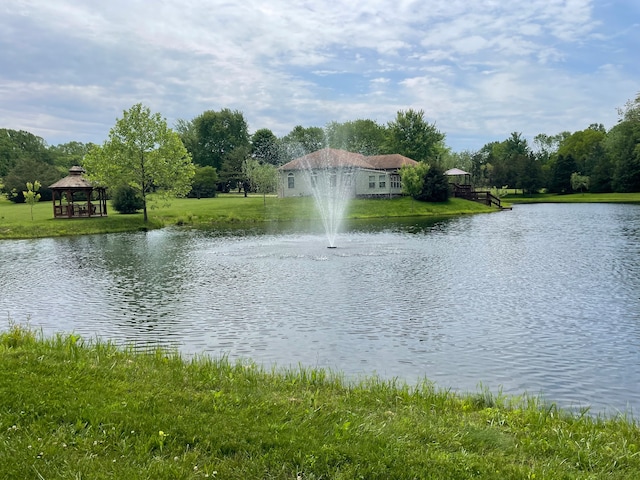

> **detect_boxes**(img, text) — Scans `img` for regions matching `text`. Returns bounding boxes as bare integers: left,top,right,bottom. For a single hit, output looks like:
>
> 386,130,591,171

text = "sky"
1,0,638,152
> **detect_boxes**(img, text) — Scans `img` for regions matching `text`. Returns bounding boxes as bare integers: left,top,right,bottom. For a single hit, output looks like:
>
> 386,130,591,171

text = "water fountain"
297,148,360,248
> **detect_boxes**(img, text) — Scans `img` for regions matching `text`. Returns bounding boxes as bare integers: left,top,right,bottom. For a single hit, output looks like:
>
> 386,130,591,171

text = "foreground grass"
1,325,639,479
0,195,493,240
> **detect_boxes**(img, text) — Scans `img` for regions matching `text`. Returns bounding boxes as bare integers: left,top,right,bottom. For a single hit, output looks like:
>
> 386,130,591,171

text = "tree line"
1,92,639,207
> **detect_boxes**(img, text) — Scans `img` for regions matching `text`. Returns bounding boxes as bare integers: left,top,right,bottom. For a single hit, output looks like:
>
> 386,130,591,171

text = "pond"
1,203,640,416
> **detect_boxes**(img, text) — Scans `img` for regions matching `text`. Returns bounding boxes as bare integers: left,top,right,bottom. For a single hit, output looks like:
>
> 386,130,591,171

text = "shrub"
111,185,144,214
416,164,449,202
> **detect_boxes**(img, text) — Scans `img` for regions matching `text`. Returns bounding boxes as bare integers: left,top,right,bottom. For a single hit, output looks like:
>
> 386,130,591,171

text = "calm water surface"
1,203,639,416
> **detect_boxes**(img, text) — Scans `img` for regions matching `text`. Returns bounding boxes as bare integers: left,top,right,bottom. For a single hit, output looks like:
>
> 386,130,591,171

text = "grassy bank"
1,325,639,479
0,195,493,240
504,192,640,204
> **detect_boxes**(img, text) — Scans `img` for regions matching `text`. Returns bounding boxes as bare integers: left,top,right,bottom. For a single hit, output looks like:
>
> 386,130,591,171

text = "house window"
369,175,376,188
379,175,386,188
310,173,317,187
390,174,401,189
329,173,337,188
288,173,295,189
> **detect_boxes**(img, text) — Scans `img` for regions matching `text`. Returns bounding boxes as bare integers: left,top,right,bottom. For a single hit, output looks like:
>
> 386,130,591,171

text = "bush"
416,164,449,202
111,185,144,214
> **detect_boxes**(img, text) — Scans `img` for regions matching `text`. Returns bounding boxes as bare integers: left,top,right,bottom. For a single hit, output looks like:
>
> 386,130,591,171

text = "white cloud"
0,0,637,151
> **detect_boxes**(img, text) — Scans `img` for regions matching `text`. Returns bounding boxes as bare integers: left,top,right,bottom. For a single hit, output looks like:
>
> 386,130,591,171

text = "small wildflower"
174,456,179,461
193,465,198,472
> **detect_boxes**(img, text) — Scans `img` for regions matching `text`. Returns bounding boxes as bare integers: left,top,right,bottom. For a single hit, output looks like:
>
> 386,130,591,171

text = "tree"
218,146,249,192
490,132,531,190
517,153,542,195
416,164,449,202
384,109,446,162
49,141,94,172
251,128,280,165
243,158,278,206
400,162,429,210
2,158,61,203
0,129,54,177
83,103,195,222
608,93,640,192
325,119,386,155
549,154,577,193
280,125,326,160
22,180,41,221
191,109,250,171
557,128,606,177
571,172,590,194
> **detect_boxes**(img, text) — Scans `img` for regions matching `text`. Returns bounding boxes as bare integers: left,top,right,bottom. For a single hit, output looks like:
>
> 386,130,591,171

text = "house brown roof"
365,154,418,169
280,149,419,171
279,148,373,170
49,166,97,189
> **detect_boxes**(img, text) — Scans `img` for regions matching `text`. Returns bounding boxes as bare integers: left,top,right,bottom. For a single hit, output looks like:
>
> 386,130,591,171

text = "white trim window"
288,173,295,189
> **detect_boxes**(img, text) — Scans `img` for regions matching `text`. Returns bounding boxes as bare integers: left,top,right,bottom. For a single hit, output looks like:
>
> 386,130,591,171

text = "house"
278,148,418,198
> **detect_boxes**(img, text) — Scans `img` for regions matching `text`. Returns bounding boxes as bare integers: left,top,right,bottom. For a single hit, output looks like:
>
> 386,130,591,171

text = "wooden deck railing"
451,184,503,209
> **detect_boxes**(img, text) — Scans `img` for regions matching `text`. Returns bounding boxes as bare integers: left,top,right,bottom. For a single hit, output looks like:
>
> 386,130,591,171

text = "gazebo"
444,168,472,185
49,166,108,218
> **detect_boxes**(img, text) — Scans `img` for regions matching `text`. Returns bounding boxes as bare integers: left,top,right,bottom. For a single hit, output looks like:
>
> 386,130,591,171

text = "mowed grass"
0,195,494,240
2,324,640,480
504,192,640,204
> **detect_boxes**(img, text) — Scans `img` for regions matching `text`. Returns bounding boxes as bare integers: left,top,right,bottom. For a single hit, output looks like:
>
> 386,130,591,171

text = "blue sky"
0,0,638,152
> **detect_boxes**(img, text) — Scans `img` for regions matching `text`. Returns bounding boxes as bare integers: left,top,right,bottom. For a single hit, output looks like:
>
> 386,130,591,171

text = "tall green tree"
609,93,640,192
0,129,54,177
490,132,530,189
83,103,195,222
384,109,446,162
557,127,606,177
49,141,94,172
549,154,577,193
251,128,280,165
517,153,543,195
325,119,386,155
191,109,250,171
280,125,326,161
2,158,60,203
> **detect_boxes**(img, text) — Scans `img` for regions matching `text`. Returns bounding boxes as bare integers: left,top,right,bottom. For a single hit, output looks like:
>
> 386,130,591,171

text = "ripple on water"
1,205,640,415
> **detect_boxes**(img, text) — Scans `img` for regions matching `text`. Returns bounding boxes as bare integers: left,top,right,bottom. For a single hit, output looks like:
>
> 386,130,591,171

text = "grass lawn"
0,195,494,240
2,324,639,479
504,192,640,204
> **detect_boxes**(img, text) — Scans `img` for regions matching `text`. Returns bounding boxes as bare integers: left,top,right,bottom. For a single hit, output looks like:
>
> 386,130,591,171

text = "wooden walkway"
451,184,511,210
